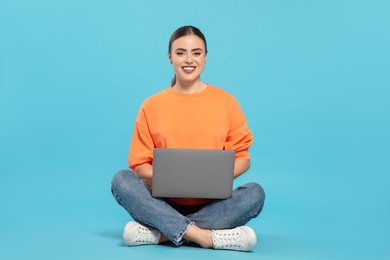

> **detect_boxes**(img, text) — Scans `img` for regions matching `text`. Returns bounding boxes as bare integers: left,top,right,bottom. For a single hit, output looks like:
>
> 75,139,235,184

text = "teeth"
183,67,195,71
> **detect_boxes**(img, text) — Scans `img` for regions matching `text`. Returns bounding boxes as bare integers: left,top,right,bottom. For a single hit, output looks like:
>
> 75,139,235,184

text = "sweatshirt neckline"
166,84,214,98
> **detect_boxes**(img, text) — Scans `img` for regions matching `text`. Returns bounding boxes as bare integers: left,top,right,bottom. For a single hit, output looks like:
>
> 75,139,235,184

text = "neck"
173,79,206,94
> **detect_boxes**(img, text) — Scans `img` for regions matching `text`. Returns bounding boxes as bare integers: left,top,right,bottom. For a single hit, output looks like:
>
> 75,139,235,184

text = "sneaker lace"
213,230,243,249
135,225,158,244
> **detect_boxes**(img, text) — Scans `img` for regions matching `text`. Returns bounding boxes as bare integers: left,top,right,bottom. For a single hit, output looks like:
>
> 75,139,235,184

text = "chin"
178,74,200,82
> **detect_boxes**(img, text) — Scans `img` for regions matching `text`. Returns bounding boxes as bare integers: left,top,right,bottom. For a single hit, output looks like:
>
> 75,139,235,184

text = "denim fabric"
111,169,265,246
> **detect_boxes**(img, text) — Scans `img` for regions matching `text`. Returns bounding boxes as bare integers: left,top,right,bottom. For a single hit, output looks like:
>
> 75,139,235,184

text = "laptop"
152,148,235,199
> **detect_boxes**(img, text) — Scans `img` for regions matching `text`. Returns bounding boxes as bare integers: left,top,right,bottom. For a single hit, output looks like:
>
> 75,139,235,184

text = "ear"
168,53,172,64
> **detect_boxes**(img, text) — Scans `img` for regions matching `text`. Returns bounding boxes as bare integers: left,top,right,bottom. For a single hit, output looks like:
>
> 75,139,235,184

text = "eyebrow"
175,48,204,52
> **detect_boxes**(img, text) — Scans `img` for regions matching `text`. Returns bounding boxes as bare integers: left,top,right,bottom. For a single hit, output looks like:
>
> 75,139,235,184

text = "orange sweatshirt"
129,84,253,206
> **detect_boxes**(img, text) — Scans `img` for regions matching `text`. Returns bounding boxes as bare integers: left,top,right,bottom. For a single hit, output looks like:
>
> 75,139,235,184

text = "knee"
243,182,266,211
111,169,135,193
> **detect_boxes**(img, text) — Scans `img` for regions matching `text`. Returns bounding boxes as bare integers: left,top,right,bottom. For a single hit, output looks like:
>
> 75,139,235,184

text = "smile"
182,66,196,73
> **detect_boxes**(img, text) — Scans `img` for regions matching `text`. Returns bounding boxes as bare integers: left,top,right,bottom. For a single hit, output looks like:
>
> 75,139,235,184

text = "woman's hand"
234,159,250,179
136,163,153,183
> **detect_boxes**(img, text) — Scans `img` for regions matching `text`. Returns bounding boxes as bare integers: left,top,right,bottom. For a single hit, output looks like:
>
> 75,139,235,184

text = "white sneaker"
122,221,161,246
211,226,257,251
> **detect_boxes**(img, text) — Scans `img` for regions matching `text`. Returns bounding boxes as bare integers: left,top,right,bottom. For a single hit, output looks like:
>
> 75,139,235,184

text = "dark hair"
168,25,208,86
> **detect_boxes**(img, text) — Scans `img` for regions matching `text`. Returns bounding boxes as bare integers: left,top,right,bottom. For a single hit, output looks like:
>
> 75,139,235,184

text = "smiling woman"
111,25,266,252
168,26,208,91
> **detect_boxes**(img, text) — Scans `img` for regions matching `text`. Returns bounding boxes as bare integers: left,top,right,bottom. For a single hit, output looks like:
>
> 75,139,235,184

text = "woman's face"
169,35,207,85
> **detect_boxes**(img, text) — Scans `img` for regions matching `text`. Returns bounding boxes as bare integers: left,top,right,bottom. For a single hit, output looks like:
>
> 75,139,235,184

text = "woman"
111,25,265,251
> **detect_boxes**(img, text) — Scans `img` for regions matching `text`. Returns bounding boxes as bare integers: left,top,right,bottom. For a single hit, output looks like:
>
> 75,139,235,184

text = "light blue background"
1,0,389,259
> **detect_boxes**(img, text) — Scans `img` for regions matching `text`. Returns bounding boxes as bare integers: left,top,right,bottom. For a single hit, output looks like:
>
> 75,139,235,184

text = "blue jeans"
111,169,265,246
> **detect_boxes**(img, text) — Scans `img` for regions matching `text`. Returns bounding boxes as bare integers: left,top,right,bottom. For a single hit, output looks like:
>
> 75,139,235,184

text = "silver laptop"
152,148,235,199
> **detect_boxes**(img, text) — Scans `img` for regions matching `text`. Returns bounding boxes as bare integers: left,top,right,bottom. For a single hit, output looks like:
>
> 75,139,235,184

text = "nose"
184,54,193,64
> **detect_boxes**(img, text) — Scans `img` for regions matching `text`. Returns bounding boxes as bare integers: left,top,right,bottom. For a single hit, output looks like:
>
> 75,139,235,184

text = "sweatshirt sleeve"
224,97,253,159
128,106,155,172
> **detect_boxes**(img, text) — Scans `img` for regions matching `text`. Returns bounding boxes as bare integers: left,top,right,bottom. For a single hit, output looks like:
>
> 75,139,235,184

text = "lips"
182,66,196,73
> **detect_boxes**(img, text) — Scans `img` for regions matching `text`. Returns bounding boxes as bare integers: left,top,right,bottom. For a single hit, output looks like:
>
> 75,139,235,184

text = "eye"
176,51,185,56
193,52,202,57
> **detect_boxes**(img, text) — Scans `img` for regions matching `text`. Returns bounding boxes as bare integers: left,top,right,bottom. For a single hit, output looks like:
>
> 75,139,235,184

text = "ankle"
159,234,169,244
183,224,213,248
198,230,213,248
